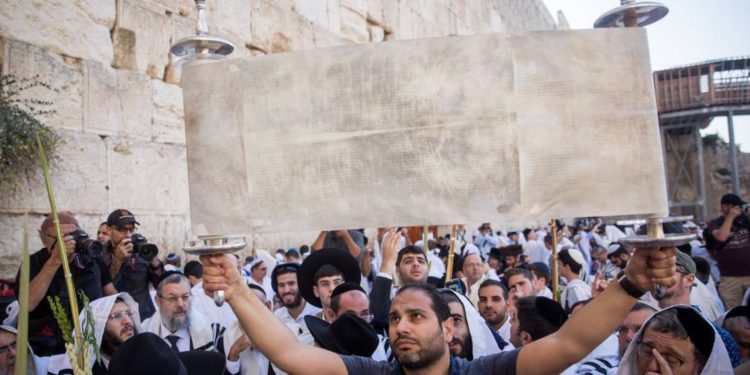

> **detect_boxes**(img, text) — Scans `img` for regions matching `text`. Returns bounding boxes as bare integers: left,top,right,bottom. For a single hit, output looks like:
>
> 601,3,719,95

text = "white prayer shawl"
560,334,619,375
224,322,269,375
561,279,591,311
192,281,240,329
690,279,724,322
142,306,235,364
617,305,733,375
497,313,512,344
427,252,446,279
574,231,592,265
605,226,627,244
463,274,488,308
445,290,501,359
47,293,142,374
523,240,550,266
591,232,610,249
538,286,554,299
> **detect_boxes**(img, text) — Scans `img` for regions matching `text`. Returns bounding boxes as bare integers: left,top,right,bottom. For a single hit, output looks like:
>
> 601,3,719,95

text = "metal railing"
654,57,750,114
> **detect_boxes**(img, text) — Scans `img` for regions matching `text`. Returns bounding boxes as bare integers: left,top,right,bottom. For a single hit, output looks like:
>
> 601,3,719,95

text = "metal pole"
727,111,740,194
550,220,559,303
694,125,708,220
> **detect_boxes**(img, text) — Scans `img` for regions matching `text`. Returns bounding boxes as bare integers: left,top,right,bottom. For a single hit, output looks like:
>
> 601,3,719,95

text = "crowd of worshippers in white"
8,195,750,374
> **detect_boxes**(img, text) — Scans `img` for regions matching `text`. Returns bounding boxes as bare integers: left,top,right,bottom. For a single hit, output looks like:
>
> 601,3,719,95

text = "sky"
542,0,750,151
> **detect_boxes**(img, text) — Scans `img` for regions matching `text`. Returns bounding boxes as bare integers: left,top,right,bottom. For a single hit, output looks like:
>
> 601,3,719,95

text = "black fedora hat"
271,262,301,295
109,332,225,375
488,247,502,261
499,244,523,257
299,248,361,308
304,312,379,357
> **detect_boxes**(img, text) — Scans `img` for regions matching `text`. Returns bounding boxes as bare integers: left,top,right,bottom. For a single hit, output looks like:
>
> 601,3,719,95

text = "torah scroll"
181,27,667,235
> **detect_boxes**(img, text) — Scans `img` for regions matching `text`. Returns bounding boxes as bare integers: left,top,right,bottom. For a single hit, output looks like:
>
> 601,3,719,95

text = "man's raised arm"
516,246,677,375
201,254,349,375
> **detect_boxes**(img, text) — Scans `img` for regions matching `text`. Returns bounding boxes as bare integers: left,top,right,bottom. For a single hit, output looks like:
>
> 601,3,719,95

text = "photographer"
102,209,164,320
16,212,116,358
706,193,750,309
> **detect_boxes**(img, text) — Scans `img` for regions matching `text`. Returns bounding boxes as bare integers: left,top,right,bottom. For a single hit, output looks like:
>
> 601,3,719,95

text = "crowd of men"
2,192,749,374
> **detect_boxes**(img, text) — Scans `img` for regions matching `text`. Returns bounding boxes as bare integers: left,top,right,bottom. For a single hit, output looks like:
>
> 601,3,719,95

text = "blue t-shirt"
340,350,519,375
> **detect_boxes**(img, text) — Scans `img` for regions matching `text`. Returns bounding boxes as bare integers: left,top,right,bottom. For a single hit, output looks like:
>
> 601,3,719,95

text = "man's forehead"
277,272,298,283
111,300,129,311
447,301,465,317
479,285,504,297
391,289,432,312
318,274,343,282
401,253,426,261
163,282,189,294
509,274,530,284
340,290,369,307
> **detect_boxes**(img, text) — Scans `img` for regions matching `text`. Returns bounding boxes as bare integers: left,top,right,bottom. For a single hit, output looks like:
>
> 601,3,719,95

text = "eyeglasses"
108,310,135,321
636,340,686,369
114,226,137,234
158,294,191,304
0,341,16,355
359,314,374,323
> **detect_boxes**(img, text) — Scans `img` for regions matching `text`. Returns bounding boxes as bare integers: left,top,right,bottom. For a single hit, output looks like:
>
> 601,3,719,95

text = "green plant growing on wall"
0,74,61,190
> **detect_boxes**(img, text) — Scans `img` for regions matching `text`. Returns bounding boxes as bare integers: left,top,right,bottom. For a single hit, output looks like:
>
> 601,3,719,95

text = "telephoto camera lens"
131,233,159,261
69,229,103,254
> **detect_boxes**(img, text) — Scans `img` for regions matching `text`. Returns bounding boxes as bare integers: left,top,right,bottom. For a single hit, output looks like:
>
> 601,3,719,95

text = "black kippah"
331,282,366,300
534,297,568,328
676,307,714,360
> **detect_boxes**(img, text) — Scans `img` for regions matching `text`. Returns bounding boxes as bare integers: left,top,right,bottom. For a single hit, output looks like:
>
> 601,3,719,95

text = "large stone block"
0,130,108,213
152,80,185,145
84,61,120,136
294,0,329,29
107,140,189,214
3,40,85,132
250,0,316,53
119,0,173,78
79,0,117,28
213,0,253,44
83,61,153,139
127,212,189,260
118,70,153,139
312,24,348,48
0,0,113,65
339,6,369,43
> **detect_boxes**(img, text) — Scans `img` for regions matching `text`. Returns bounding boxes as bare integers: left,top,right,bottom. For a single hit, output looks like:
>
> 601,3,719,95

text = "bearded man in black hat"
298,248,362,321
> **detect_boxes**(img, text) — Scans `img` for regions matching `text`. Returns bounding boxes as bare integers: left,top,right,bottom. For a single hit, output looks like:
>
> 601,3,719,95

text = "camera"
130,233,159,261
69,229,103,254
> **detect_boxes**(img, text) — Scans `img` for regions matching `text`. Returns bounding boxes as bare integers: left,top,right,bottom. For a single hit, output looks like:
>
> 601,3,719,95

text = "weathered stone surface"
152,80,185,144
84,61,153,138
213,0,253,44
0,130,108,213
251,0,316,53
108,140,189,213
339,6,369,43
294,0,329,29
119,0,172,78
0,0,564,266
84,61,120,136
0,1,113,64
3,40,85,132
118,70,154,139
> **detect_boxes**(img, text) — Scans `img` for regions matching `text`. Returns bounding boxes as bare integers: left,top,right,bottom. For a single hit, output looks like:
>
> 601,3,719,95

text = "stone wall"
0,0,557,278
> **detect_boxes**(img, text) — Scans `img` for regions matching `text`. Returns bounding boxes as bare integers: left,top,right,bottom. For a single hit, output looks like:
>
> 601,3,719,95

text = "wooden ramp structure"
655,56,750,220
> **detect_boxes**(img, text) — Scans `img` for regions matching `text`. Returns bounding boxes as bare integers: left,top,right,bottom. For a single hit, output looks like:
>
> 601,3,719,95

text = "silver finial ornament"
594,0,669,28
170,0,234,66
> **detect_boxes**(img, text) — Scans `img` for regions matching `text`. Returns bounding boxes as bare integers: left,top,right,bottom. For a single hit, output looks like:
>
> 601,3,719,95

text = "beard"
449,334,472,360
163,309,191,332
482,309,503,326
393,328,446,370
281,292,303,308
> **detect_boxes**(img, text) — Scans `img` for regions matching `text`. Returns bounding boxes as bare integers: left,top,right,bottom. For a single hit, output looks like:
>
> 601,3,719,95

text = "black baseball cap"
107,209,140,227
721,193,746,206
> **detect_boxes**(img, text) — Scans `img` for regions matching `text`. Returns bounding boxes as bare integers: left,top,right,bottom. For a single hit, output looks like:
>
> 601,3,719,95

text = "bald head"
463,253,484,285
329,289,370,321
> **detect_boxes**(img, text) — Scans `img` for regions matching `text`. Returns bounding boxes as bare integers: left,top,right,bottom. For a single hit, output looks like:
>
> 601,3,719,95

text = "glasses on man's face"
636,340,686,369
114,226,137,234
359,314,374,323
108,310,135,321
0,341,16,355
158,294,191,304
